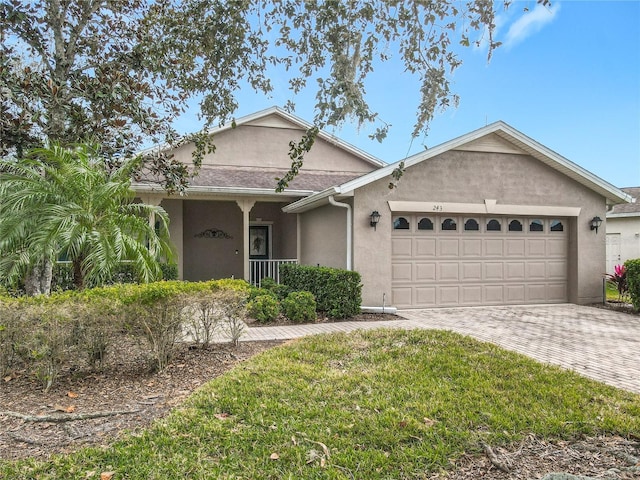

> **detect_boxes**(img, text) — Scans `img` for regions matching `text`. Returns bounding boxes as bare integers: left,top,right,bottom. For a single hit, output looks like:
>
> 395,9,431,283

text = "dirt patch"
0,337,281,462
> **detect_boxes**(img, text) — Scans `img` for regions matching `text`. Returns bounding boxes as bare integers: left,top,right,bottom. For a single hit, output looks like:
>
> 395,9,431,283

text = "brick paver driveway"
398,304,640,394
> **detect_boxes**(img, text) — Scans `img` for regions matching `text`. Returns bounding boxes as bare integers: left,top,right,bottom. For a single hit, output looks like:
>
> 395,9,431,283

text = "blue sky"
176,1,640,188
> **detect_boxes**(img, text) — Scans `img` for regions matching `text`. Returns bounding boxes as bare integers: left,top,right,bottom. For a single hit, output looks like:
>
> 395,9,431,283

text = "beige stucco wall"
299,203,348,269
352,150,607,307
182,201,244,281
607,216,640,265
171,123,375,173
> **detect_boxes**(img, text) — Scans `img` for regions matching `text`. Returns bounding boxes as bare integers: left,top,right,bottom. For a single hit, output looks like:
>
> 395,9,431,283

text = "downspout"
328,195,352,270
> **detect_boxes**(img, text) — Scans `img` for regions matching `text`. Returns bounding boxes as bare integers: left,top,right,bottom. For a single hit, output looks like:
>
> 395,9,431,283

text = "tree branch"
0,409,141,423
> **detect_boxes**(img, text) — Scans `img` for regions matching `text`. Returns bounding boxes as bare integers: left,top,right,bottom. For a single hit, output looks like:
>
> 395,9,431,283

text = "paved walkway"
231,304,640,394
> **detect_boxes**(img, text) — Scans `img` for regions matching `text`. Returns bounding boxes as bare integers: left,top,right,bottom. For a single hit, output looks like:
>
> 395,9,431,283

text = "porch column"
236,199,256,281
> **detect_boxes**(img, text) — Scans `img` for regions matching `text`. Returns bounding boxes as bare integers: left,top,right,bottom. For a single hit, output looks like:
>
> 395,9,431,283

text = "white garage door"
391,215,568,308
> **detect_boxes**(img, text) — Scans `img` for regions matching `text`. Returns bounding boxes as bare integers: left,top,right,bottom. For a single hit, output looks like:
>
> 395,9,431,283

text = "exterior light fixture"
370,210,381,230
590,216,603,233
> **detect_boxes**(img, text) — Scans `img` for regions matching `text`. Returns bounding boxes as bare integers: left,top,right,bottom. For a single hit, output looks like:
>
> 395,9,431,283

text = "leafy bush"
280,264,362,318
258,277,290,300
606,264,628,302
624,259,640,311
247,294,280,323
282,291,316,324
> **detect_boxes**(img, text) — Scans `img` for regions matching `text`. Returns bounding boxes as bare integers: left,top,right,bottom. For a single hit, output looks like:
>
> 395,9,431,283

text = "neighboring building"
606,187,640,273
133,107,631,308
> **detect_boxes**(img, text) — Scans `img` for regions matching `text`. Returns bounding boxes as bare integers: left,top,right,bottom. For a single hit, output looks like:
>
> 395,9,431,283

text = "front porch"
159,197,299,285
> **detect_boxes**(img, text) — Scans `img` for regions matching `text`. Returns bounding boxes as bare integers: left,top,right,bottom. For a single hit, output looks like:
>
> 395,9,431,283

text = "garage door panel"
527,238,546,256
392,215,568,307
527,284,547,302
415,238,437,257
439,286,459,305
484,285,504,303
527,261,546,280
484,262,504,280
462,262,482,281
506,239,526,256
505,262,525,280
461,286,482,304
416,287,436,306
392,263,412,282
547,283,567,301
392,238,412,256
461,239,482,257
484,239,504,256
547,238,567,257
505,284,526,303
415,263,436,281
392,287,413,308
439,262,459,281
547,261,567,280
438,238,459,256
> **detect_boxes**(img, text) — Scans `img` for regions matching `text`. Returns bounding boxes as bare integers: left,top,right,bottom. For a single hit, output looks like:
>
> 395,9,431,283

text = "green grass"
2,329,639,479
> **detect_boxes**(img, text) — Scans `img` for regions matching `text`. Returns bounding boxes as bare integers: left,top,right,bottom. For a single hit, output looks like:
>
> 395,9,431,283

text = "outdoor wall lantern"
370,210,381,230
590,216,603,233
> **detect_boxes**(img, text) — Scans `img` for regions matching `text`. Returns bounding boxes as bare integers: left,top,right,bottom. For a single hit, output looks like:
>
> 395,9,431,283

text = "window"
550,220,564,232
442,218,457,231
464,219,479,231
508,219,523,232
486,219,501,231
393,217,410,230
418,217,434,230
529,219,544,232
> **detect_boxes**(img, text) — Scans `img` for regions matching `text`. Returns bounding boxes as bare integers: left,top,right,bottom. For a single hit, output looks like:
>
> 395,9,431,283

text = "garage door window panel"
464,219,480,231
393,217,410,230
441,218,457,231
508,219,523,232
487,219,502,231
550,220,564,232
418,217,434,231
529,219,544,232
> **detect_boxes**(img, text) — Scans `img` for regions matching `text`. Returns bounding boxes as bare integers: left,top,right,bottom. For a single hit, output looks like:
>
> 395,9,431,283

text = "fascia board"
281,187,340,213
606,212,640,219
131,183,313,198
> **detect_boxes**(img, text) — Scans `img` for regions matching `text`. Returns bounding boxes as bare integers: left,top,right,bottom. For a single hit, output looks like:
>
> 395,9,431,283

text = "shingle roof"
608,187,640,215
189,166,365,192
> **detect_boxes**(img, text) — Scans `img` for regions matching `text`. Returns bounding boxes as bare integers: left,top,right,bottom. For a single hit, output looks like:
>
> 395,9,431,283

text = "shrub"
280,264,362,318
217,290,248,346
282,291,316,324
258,277,291,300
247,294,280,323
624,258,640,311
0,302,22,377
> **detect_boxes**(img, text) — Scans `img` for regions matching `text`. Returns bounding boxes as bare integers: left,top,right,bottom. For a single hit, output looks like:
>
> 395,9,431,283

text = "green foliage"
0,279,253,387
3,0,507,194
2,329,638,479
624,259,640,310
281,291,316,324
280,264,362,318
258,277,291,300
0,144,175,294
247,294,280,323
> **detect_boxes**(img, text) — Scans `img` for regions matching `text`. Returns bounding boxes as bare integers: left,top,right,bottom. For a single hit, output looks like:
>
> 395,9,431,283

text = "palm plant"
0,144,174,292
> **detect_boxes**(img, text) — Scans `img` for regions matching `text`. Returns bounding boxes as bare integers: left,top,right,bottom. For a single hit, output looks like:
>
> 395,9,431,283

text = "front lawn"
2,329,639,479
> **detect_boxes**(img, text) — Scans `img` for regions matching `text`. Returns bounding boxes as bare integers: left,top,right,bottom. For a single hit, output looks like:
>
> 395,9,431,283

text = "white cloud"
503,2,561,49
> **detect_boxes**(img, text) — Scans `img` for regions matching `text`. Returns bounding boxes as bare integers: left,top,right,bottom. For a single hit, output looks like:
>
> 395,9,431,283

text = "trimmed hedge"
624,258,640,311
279,264,361,318
282,291,316,323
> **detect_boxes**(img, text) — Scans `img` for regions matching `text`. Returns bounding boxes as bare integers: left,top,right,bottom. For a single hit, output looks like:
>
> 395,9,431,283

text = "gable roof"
607,187,639,218
133,107,385,197
283,121,632,213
